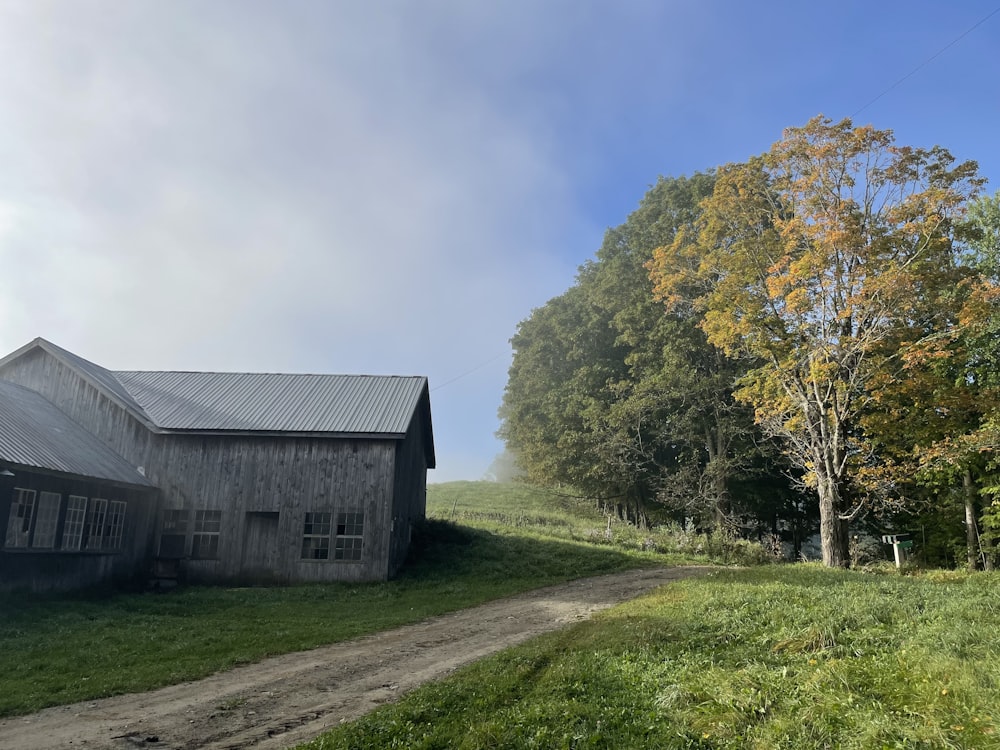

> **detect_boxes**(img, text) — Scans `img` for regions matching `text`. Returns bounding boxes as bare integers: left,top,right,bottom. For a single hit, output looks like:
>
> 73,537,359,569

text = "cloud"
0,1,600,479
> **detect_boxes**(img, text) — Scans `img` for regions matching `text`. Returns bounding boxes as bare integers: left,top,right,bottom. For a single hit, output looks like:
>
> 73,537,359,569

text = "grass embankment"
303,566,1000,750
0,481,694,717
428,481,768,566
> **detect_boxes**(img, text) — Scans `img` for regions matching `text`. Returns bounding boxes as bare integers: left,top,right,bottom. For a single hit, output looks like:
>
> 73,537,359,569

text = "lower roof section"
0,380,153,487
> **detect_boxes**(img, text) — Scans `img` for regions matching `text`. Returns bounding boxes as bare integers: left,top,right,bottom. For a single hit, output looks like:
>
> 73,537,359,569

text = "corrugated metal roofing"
0,380,154,486
2,339,434,465
113,371,429,435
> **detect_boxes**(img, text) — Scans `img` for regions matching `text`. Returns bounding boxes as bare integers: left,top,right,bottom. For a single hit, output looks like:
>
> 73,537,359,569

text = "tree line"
499,116,1000,568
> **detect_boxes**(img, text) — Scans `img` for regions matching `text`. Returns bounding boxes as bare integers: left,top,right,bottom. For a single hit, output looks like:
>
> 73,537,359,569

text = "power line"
431,351,509,392
851,5,1000,119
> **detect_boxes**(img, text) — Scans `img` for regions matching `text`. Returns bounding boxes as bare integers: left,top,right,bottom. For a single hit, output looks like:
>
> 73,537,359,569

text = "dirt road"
0,566,709,750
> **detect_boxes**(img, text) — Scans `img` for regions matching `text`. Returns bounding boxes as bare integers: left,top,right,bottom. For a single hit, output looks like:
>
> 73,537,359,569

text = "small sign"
881,534,912,544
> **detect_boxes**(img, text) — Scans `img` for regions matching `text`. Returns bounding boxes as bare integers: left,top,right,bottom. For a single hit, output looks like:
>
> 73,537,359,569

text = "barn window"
84,498,108,550
159,509,189,558
4,488,36,548
301,512,332,560
334,512,364,561
31,492,62,549
106,501,127,549
191,510,221,559
62,496,88,550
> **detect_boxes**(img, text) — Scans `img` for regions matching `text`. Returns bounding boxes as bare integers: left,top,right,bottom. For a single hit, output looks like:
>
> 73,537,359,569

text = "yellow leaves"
957,279,1000,328
784,286,810,314
645,113,986,494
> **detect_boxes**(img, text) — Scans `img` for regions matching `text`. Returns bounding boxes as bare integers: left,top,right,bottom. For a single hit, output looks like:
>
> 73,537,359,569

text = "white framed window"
191,510,221,559
32,492,61,548
85,498,108,550
4,488,36,548
62,496,88,550
301,512,332,560
106,500,127,549
334,512,364,561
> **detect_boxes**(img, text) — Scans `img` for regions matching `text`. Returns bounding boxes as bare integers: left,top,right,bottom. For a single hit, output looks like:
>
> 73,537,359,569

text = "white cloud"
0,0,591,479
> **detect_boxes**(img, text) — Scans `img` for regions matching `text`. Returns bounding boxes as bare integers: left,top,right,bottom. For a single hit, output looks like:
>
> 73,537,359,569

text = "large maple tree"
649,116,986,567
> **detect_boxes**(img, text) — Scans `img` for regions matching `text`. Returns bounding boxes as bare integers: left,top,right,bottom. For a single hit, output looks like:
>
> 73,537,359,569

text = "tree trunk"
705,424,729,531
817,476,849,567
963,470,994,571
964,470,979,570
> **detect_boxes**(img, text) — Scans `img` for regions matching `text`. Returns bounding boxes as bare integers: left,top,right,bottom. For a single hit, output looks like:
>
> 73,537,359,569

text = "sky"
1,1,998,482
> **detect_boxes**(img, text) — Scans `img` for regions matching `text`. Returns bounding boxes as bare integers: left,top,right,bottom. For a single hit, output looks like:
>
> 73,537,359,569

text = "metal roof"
113,371,430,435
1,339,435,467
0,380,154,487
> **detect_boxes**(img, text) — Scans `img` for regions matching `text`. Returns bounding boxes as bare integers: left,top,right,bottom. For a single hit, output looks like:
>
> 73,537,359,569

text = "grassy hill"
427,481,770,566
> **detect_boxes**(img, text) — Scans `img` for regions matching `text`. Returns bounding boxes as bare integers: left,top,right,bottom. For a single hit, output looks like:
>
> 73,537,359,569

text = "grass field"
427,481,771,566
302,565,1000,749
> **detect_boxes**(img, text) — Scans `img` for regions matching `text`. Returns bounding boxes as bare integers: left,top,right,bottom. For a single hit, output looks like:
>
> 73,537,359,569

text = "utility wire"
431,351,509,392
851,5,1000,118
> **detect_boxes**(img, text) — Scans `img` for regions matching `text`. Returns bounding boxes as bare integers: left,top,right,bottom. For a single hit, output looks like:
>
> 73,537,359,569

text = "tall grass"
428,481,773,566
303,565,1000,749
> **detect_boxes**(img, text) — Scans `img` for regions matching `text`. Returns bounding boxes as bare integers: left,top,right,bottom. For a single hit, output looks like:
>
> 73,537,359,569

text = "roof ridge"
4,338,157,428
110,371,430,435
112,370,427,379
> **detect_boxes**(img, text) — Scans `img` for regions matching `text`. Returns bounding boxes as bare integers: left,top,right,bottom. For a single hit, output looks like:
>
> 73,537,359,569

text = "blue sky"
1,1,998,481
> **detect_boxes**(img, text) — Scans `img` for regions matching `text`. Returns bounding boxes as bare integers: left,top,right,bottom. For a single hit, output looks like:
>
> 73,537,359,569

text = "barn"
0,338,435,591
0,379,159,592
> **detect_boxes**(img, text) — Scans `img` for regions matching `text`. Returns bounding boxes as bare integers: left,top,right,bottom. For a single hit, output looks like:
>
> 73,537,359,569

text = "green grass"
428,481,772,566
0,481,688,718
302,565,1000,750
429,481,608,531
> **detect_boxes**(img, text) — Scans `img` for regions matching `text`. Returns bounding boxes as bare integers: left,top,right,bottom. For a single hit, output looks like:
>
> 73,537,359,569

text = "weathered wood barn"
0,338,435,592
0,379,159,591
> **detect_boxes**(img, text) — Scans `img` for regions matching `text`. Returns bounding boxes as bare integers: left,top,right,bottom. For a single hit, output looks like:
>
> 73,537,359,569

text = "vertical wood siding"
1,348,431,587
0,349,154,470
153,435,397,584
388,407,430,576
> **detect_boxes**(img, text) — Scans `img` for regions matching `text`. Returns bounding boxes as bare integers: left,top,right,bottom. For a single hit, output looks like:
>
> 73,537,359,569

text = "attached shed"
0,338,436,588
0,380,158,592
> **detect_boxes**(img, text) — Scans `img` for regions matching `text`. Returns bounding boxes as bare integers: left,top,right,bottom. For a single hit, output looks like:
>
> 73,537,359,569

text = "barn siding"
152,435,398,584
0,469,158,593
388,409,429,576
0,348,155,471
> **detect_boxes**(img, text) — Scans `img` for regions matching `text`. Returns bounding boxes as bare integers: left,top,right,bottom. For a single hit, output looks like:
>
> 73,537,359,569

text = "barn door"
241,511,281,582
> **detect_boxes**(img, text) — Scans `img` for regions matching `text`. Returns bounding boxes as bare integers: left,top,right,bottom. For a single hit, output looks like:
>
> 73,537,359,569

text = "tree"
580,173,757,528
498,283,625,500
500,174,796,530
909,190,1000,568
649,116,985,567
